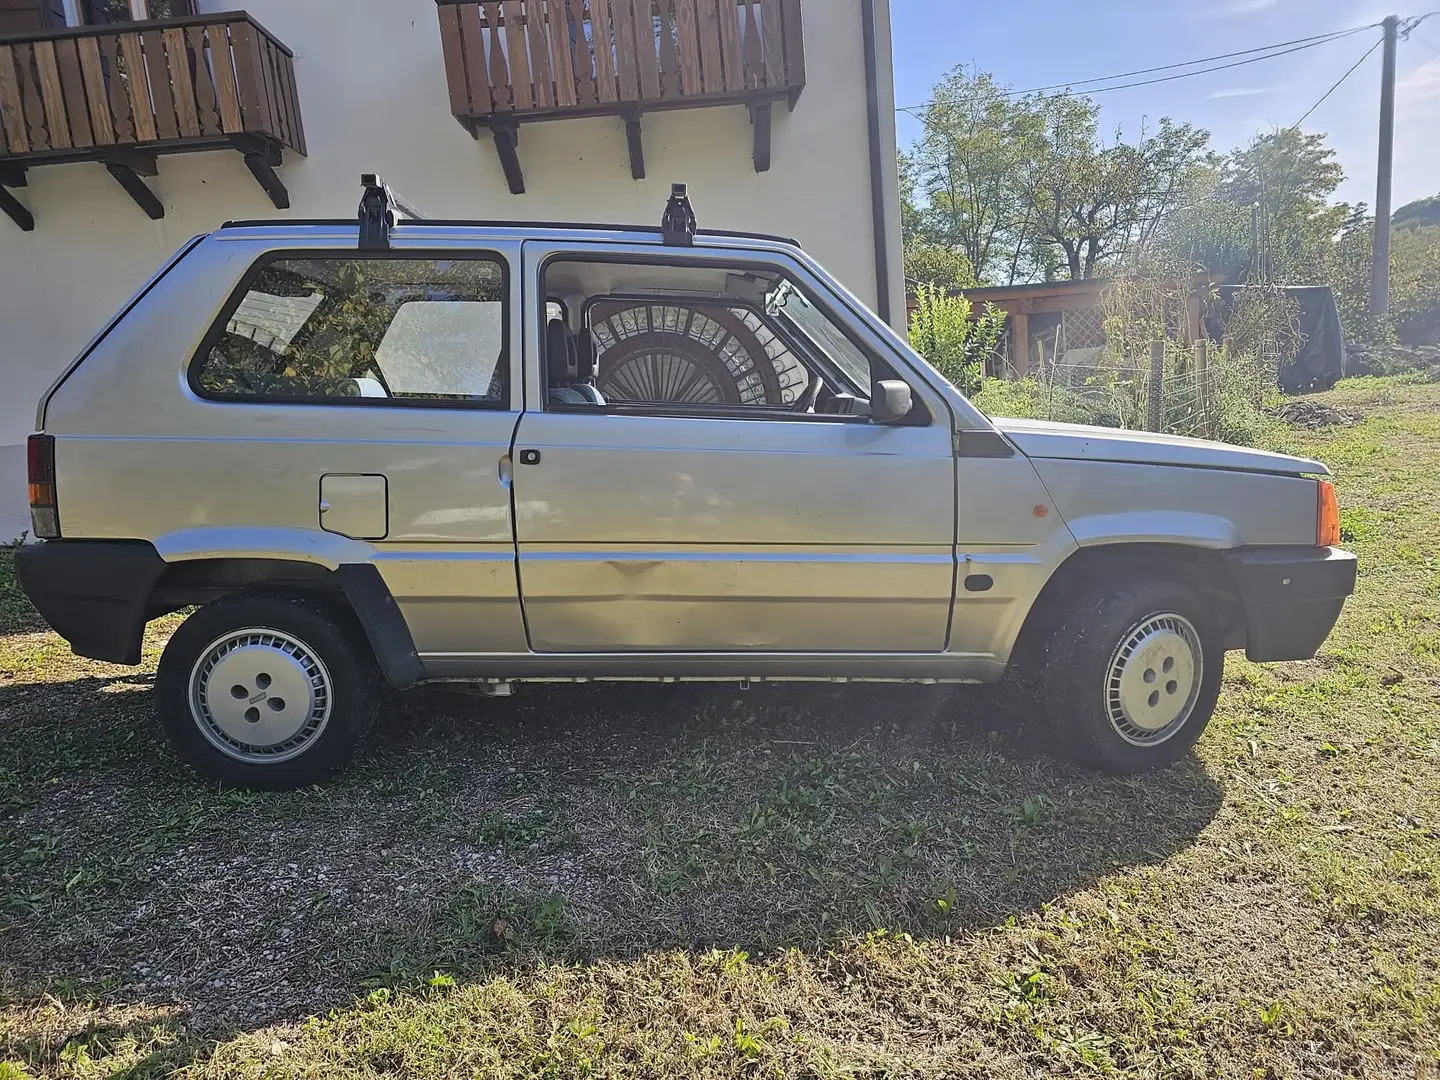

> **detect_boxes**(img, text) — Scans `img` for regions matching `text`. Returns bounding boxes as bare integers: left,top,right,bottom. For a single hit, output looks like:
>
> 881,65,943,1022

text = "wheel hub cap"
188,630,332,764
1105,613,1203,746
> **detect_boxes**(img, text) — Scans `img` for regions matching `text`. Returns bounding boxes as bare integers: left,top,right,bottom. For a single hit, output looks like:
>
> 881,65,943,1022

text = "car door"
509,240,957,655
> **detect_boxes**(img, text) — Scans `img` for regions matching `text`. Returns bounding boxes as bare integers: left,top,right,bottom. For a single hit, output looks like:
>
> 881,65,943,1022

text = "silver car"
15,182,1356,789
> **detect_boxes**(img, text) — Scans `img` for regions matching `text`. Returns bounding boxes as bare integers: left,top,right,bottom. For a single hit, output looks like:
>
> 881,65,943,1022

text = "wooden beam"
491,119,524,194
104,148,158,176
227,135,289,208
1010,310,1029,377
750,98,772,172
242,151,289,209
1185,289,1203,344
623,109,644,180
105,161,164,219
0,182,33,231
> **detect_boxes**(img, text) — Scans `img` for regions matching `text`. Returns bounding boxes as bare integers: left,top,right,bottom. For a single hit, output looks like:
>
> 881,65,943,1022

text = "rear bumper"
1225,546,1357,663
13,540,167,665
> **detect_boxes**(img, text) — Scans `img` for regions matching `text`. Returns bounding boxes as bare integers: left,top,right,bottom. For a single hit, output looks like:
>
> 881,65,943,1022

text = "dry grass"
2,378,1439,1078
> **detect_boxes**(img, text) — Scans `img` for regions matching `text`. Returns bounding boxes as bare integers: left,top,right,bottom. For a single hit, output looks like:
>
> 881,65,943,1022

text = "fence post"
1194,340,1210,439
1147,340,1165,432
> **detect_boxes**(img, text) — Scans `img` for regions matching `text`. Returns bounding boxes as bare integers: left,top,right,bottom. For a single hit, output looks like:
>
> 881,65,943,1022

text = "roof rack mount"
358,174,427,251
661,184,697,247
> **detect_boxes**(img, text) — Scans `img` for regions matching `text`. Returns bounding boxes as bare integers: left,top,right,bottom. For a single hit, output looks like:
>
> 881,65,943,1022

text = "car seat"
547,319,606,406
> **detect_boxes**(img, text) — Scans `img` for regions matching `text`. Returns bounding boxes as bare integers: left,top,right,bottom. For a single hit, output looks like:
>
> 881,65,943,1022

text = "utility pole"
1371,14,1400,316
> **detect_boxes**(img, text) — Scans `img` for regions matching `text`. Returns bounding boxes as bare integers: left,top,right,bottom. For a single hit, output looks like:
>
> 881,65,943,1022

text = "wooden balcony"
0,11,305,231
436,0,806,193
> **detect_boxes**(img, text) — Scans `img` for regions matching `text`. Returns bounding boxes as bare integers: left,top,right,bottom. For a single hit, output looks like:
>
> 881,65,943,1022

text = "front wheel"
155,595,379,790
1040,579,1224,774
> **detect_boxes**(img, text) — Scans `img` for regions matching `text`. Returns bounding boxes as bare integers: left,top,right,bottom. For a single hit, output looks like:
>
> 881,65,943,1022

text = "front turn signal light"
1317,479,1340,548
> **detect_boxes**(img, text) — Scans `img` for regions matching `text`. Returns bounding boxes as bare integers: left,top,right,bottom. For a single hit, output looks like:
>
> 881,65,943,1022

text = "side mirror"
870,380,914,424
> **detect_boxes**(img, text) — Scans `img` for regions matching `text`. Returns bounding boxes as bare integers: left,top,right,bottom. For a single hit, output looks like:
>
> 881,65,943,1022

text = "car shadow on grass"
0,672,1223,1040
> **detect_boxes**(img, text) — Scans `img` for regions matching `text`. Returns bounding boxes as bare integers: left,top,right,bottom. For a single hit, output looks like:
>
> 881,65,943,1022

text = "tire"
1039,578,1223,774
155,595,379,790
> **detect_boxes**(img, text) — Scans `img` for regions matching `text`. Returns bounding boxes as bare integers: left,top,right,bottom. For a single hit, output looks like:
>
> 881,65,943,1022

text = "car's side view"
16,182,1357,789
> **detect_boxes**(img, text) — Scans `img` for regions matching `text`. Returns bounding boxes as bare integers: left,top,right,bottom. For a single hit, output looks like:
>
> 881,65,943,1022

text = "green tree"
1222,128,1347,283
1155,162,1252,279
1327,213,1440,345
1016,98,1215,280
903,240,977,292
906,70,1037,284
903,70,1213,284
1390,225,1440,344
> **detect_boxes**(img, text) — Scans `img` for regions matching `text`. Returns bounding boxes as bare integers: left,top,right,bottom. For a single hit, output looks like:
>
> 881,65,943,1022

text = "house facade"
0,0,904,540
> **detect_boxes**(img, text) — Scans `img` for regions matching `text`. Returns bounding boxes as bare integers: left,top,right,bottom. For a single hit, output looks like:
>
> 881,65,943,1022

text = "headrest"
546,319,575,383
575,329,598,381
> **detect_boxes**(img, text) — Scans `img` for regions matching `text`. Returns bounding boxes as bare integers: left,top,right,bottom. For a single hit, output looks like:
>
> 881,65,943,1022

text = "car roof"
217,218,802,249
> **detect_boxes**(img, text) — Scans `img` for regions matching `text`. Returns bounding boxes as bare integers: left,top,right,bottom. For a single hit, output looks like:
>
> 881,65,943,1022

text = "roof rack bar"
219,218,800,249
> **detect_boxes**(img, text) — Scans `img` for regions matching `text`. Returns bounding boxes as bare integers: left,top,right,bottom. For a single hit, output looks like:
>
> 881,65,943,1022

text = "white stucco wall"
0,0,901,539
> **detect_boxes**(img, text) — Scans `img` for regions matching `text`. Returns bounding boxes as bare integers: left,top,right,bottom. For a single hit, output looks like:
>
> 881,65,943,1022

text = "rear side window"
193,255,508,406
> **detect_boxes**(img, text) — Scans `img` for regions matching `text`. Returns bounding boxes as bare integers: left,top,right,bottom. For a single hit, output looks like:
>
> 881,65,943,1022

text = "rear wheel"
156,595,378,790
1039,579,1223,773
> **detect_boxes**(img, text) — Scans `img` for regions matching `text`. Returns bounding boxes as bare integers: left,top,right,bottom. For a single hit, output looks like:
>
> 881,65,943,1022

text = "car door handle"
518,449,542,466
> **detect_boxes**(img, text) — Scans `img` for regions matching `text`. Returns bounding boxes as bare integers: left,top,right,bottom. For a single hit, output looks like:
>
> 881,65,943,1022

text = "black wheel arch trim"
332,563,424,690
15,541,423,688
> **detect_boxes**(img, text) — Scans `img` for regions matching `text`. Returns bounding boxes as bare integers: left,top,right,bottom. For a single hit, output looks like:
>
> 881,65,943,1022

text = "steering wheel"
790,376,823,413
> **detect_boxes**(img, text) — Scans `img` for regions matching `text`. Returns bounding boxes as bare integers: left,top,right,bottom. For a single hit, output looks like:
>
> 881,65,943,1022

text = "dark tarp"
1210,286,1347,394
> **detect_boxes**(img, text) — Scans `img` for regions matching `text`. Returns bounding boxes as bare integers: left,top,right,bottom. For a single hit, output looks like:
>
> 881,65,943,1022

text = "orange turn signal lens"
1317,480,1340,548
27,434,60,539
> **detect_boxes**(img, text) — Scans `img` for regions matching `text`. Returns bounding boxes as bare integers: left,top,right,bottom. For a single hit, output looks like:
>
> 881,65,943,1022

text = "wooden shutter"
0,0,66,33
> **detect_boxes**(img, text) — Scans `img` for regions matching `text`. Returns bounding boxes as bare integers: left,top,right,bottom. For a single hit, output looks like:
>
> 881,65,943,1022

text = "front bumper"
1225,546,1358,663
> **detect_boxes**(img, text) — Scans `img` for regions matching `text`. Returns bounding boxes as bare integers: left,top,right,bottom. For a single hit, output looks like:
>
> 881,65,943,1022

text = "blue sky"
890,0,1440,210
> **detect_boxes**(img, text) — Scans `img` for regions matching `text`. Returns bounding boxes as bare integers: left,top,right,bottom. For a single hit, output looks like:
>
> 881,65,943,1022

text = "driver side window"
542,258,883,419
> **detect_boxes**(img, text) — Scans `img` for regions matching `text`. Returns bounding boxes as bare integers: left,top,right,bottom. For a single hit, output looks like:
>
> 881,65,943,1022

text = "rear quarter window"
192,254,508,407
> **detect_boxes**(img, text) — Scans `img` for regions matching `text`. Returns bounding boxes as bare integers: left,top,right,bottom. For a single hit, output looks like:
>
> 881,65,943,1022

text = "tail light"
27,434,59,539
1317,479,1339,548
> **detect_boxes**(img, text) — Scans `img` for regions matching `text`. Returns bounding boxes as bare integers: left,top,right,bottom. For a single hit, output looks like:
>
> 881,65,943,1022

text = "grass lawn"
1,376,1438,1078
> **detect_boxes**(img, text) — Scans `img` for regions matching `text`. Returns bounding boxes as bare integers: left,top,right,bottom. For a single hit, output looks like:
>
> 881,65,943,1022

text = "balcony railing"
0,11,305,230
436,0,806,193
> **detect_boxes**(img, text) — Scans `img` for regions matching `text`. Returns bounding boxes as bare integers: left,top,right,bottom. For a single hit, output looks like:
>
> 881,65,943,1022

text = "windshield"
766,279,873,392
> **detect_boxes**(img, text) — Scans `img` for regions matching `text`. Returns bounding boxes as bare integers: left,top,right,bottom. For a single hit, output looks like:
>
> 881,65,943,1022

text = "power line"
896,22,1380,114
1295,35,1385,128
1004,25,1373,97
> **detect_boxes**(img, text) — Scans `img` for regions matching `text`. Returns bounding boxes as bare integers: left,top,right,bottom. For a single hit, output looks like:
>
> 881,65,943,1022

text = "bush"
970,377,1045,418
967,350,1282,449
908,284,1006,395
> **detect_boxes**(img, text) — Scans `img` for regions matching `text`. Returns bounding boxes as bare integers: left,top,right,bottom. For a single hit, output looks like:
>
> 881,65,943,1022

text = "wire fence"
991,340,1278,442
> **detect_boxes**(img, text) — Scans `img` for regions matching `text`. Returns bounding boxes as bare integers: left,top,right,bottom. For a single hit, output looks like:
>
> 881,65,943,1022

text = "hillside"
1394,193,1440,229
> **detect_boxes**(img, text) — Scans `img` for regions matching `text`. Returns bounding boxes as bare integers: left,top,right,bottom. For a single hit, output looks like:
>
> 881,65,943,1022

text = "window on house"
542,259,887,418
0,0,65,33
79,0,196,23
193,256,509,407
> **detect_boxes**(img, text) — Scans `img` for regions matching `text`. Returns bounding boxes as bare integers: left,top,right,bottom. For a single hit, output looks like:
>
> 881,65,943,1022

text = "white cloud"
1398,57,1440,104
1211,0,1280,14
1207,86,1283,99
